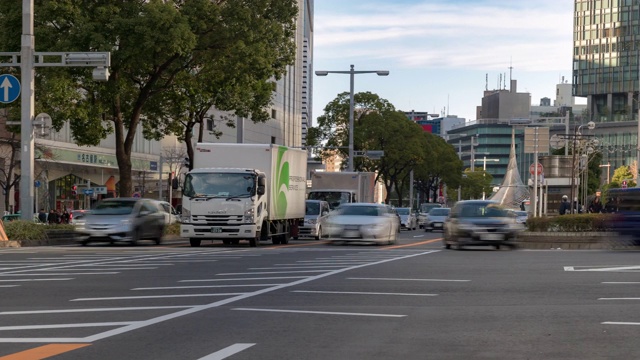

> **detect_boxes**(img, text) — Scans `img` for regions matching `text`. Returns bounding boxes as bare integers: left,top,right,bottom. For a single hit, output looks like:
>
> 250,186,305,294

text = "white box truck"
180,143,307,247
307,171,376,210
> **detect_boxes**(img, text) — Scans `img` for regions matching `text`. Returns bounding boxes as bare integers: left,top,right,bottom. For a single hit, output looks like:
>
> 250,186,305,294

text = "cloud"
314,0,573,72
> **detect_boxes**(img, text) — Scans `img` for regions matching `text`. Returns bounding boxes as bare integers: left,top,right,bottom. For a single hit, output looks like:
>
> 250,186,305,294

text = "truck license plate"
211,227,222,233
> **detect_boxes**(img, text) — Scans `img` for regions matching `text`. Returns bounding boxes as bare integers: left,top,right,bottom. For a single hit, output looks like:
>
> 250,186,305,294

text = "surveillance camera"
65,52,111,67
92,67,110,82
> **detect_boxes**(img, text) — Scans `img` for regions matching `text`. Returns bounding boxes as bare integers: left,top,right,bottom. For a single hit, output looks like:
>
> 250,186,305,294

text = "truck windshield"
307,191,350,210
184,173,256,198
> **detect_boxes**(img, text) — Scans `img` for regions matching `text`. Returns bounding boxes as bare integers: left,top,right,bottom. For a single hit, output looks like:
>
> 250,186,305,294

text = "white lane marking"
0,273,119,276
180,276,307,282
42,267,157,271
296,260,371,263
565,265,640,272
71,250,437,343
72,293,245,301
348,277,470,282
217,270,329,275
599,298,640,300
249,266,347,270
413,234,426,238
292,290,438,296
0,285,19,288
73,264,174,267
132,284,281,291
0,322,136,331
0,306,191,315
602,322,640,326
198,343,256,360
602,282,640,284
233,308,406,318
0,278,73,282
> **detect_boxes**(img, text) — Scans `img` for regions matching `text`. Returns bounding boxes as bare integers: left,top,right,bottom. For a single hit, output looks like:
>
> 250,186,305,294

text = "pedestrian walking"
559,195,570,215
61,210,70,224
38,208,47,223
48,209,58,225
588,196,603,213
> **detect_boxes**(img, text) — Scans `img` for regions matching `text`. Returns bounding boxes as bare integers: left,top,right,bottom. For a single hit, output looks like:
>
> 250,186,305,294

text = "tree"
609,165,636,188
0,0,298,195
459,169,493,200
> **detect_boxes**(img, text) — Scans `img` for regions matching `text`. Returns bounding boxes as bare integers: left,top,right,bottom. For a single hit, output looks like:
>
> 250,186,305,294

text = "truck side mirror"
257,175,266,195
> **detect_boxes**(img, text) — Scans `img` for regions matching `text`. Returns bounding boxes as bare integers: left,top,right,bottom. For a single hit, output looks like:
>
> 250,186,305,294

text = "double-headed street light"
315,64,389,172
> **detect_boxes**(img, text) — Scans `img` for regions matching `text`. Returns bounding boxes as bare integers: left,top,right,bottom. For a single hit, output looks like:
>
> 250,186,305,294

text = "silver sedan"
323,203,399,245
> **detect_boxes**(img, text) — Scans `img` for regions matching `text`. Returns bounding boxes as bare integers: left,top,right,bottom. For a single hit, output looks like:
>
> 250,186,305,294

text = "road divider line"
602,322,640,326
0,306,191,315
292,290,437,296
384,238,442,249
232,308,406,318
198,343,256,360
599,298,640,300
602,282,640,284
267,241,330,249
0,322,135,331
71,293,245,301
180,276,307,282
0,344,90,359
132,284,281,291
348,277,470,282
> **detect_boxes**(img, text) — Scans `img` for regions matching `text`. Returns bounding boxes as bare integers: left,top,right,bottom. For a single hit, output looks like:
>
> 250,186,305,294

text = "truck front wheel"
250,237,261,247
189,238,201,247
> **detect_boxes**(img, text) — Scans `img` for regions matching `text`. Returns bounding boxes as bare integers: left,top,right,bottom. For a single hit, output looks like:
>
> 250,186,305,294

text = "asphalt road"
1,229,640,359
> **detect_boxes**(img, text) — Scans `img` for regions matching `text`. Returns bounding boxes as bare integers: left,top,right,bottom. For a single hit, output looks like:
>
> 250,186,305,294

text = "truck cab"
307,190,356,210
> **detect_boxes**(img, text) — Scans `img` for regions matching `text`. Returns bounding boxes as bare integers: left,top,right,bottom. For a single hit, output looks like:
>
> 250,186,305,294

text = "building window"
206,118,214,131
271,109,277,119
271,136,276,144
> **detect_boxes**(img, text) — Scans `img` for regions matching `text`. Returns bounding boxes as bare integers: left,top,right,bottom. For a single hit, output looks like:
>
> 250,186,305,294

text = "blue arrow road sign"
0,74,20,104
83,189,94,195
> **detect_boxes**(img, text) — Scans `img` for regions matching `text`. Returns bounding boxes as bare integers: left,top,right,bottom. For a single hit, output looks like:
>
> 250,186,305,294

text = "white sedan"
323,203,399,245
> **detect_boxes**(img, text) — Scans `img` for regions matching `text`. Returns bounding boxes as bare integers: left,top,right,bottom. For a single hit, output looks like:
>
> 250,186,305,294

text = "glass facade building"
573,0,639,175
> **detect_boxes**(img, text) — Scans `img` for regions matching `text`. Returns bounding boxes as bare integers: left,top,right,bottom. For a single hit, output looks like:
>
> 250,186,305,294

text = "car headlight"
307,219,317,225
181,208,191,223
244,208,254,224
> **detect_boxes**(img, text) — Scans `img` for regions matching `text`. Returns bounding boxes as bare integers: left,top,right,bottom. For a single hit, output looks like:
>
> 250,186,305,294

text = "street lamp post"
315,65,389,172
599,162,611,184
474,156,499,200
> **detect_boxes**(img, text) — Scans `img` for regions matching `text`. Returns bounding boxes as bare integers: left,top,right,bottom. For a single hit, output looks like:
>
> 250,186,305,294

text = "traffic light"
71,185,77,195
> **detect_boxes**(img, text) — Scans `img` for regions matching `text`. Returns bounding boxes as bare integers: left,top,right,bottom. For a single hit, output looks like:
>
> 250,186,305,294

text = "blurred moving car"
75,198,166,246
417,203,442,228
297,200,330,240
157,201,180,225
70,210,90,227
424,207,450,232
513,210,529,225
443,200,524,250
396,207,417,230
324,203,399,245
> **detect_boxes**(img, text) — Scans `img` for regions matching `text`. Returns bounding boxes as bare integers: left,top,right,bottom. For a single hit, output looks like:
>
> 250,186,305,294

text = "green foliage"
526,214,612,232
610,165,636,188
4,221,48,241
458,169,493,200
165,222,181,236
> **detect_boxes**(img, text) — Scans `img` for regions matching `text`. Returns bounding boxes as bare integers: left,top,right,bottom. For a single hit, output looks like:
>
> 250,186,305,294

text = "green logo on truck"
274,146,290,218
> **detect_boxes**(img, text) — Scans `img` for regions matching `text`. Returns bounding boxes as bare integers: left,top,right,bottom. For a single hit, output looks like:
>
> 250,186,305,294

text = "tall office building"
572,0,638,178
573,0,640,122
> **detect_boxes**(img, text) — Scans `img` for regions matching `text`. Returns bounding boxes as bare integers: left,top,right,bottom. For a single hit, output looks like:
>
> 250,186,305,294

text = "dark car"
443,200,524,250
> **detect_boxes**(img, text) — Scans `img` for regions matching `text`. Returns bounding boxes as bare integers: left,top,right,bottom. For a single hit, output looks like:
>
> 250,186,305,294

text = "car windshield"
458,203,508,218
183,172,256,198
92,200,136,215
430,208,450,216
306,202,321,215
336,206,381,216
396,208,410,215
307,191,351,210
420,203,441,213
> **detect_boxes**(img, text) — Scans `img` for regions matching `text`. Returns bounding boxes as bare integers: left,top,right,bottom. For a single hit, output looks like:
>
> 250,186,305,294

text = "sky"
312,0,578,125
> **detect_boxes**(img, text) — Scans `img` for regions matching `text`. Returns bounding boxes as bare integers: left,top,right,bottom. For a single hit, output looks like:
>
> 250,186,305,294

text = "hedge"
526,213,613,232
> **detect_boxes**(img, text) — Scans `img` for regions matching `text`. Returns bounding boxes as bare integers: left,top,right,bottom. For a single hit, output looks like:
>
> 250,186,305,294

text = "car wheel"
315,226,322,240
189,238,201,247
250,237,260,247
389,230,397,245
130,228,142,246
155,225,164,245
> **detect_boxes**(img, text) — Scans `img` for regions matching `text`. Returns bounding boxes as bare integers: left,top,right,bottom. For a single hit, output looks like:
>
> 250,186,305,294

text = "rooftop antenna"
447,94,450,116
503,72,506,89
509,57,513,84
485,73,488,91
499,73,502,90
